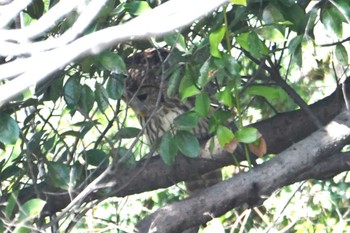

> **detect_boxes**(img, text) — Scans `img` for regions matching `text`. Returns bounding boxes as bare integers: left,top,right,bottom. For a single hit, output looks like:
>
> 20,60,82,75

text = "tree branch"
15,83,347,216
0,0,229,104
0,0,31,28
137,110,350,232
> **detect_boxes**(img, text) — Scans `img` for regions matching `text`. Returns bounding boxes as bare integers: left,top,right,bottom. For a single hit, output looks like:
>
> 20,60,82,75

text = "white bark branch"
0,0,229,105
0,0,80,40
0,0,107,55
0,0,31,28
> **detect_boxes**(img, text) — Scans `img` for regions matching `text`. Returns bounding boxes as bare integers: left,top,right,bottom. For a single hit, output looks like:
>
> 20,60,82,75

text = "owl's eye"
137,93,148,101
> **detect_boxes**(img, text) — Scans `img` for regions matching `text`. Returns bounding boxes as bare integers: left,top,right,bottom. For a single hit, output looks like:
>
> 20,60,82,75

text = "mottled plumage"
124,49,221,194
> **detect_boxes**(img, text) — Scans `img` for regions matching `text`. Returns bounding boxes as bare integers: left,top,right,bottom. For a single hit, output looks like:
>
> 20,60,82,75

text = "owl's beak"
130,100,149,117
123,88,151,116
124,94,148,117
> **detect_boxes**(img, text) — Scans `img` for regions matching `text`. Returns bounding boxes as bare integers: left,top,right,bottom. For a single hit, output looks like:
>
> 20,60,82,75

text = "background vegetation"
0,0,350,232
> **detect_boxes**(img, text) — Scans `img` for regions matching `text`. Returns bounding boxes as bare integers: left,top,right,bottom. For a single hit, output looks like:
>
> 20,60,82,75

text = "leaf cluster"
0,0,350,232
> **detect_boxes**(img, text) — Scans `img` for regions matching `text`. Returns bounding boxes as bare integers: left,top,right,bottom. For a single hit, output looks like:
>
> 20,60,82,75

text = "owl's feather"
124,49,221,195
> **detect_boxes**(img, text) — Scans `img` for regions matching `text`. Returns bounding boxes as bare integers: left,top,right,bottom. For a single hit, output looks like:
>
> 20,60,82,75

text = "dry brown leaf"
248,137,267,157
224,138,238,153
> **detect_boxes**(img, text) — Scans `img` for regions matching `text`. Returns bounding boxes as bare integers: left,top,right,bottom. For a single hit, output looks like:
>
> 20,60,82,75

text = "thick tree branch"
294,151,350,181
101,83,346,198
137,110,350,232
254,86,344,154
15,84,347,216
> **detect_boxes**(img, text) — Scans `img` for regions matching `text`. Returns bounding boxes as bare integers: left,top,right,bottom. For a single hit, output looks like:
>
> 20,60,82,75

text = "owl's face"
125,84,162,117
124,48,176,116
124,79,186,144
123,49,200,143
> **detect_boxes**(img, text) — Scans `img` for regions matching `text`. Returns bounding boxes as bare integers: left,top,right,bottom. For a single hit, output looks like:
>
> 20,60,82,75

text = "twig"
266,58,323,129
0,0,229,104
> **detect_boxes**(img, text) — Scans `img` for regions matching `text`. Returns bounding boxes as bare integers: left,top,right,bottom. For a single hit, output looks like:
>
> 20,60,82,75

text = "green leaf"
222,54,241,78
85,149,109,167
179,70,200,100
174,111,198,130
43,135,56,153
43,75,64,102
195,92,210,117
46,161,71,190
0,114,19,144
0,165,22,182
257,26,285,43
321,5,344,38
114,147,136,167
237,32,269,58
236,33,249,51
80,56,94,73
245,85,282,100
293,44,302,67
159,132,178,165
335,44,348,66
27,131,45,152
15,198,45,233
262,3,284,24
4,190,18,219
106,74,124,100
124,1,151,16
209,26,226,58
247,32,269,58
164,32,187,52
111,2,125,15
216,125,235,147
305,7,318,38
78,84,95,115
198,57,214,87
231,0,246,6
95,0,115,19
26,0,44,19
69,162,84,188
95,83,109,112
59,10,78,32
211,109,232,124
72,120,96,137
167,66,182,97
18,199,46,221
215,87,233,107
209,109,233,133
61,130,81,138
330,0,350,24
288,36,303,67
175,131,200,158
235,127,259,143
64,74,81,108
99,51,127,75
116,127,141,139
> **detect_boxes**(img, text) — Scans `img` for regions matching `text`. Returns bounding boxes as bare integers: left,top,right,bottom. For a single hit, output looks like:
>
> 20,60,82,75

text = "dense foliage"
0,0,350,232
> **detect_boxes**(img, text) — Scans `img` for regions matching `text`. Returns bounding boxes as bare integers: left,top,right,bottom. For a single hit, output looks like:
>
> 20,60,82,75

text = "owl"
124,48,221,193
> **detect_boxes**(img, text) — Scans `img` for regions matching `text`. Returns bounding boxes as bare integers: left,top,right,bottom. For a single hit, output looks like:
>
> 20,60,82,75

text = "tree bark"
137,110,350,232
15,85,348,217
